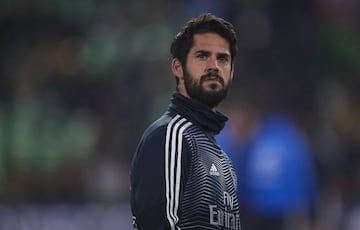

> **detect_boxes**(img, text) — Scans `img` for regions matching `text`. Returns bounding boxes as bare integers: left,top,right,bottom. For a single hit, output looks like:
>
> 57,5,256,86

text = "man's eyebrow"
195,50,230,56
195,50,210,55
217,52,231,58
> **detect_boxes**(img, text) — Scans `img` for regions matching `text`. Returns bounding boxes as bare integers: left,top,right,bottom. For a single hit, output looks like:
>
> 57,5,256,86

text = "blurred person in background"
130,13,241,229
312,82,360,230
217,93,318,230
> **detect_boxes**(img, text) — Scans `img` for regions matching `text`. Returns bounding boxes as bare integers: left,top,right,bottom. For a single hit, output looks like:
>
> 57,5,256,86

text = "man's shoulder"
133,112,194,164
143,113,193,139
142,113,173,139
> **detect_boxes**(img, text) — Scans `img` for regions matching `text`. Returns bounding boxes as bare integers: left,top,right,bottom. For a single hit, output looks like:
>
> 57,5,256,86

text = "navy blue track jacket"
130,92,241,229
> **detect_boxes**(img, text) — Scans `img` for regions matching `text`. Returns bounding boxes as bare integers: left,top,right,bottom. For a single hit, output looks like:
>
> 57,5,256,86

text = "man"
130,13,240,229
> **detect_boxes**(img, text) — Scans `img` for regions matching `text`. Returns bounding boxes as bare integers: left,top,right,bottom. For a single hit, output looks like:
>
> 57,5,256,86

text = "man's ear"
171,58,183,79
230,64,234,80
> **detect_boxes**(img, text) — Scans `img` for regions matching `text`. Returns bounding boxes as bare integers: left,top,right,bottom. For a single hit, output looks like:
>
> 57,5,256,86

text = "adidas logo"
209,163,220,176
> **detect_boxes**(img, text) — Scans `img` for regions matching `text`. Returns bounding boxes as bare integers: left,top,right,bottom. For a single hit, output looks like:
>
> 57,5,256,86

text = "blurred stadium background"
0,0,359,229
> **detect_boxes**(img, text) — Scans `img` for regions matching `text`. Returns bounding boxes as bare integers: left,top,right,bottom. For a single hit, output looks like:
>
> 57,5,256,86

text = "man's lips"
201,74,224,86
205,78,220,83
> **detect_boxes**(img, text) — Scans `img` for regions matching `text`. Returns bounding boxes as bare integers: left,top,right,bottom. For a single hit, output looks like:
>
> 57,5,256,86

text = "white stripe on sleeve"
165,115,191,229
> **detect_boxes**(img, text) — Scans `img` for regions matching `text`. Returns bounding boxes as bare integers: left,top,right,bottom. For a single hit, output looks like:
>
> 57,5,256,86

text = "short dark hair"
170,13,238,67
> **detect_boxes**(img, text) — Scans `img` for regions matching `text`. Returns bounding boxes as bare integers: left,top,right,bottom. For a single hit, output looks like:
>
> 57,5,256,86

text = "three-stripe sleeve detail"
165,115,192,229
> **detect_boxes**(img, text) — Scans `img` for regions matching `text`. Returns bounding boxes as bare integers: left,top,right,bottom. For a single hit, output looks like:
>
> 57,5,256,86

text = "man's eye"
218,56,229,63
197,54,208,60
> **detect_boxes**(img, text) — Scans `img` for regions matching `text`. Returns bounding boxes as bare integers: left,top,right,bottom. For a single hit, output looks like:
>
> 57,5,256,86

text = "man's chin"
202,84,224,92
203,82,223,90
198,91,227,107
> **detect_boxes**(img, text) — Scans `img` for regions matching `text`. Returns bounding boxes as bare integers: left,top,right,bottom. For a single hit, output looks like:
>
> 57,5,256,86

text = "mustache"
200,72,224,85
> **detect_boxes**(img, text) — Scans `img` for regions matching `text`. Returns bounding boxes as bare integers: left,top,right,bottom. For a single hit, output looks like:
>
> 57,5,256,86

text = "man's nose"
207,56,219,72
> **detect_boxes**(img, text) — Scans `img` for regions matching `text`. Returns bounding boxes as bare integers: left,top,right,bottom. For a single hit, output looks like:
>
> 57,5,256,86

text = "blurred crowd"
0,0,359,229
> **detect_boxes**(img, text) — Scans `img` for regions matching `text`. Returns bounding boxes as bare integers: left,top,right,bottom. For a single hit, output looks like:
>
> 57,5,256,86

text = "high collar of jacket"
169,92,228,135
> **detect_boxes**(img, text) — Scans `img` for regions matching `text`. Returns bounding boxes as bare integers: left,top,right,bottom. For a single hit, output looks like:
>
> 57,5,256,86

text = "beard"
183,68,231,108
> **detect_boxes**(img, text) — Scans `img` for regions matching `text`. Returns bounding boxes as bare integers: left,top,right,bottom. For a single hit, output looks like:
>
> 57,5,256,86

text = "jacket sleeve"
130,124,191,230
